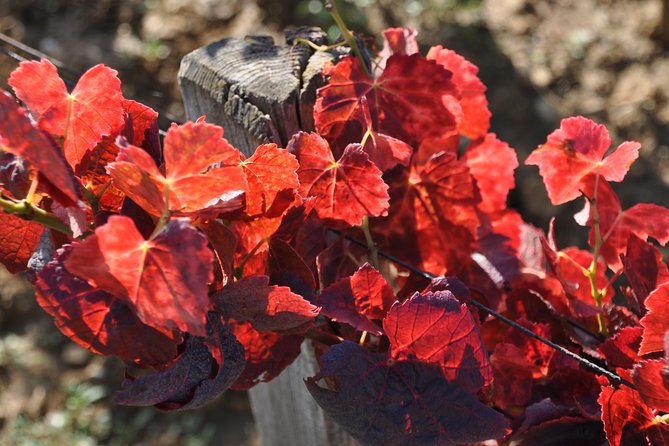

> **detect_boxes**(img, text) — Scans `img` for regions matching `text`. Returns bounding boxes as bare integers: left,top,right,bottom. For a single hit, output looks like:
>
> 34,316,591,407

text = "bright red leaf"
597,326,642,370
229,320,303,390
599,385,669,446
640,282,669,355
383,290,492,392
576,176,669,271
213,275,319,332
35,245,181,366
0,91,79,204
239,143,299,217
461,133,518,214
315,54,461,152
377,27,419,72
122,99,159,148
350,263,395,320
359,96,413,172
633,359,669,413
427,45,491,139
107,120,247,217
525,116,640,205
0,212,44,274
288,132,389,227
66,216,214,336
9,59,125,168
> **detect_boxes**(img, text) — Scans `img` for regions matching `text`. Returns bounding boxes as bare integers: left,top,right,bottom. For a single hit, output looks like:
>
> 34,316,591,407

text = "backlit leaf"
383,290,493,392
288,132,389,227
525,117,640,205
35,245,181,366
9,59,125,168
0,91,79,204
315,54,461,152
66,216,213,336
640,282,669,355
427,46,491,139
632,359,669,413
213,275,319,332
621,235,669,314
0,212,44,274
108,120,247,217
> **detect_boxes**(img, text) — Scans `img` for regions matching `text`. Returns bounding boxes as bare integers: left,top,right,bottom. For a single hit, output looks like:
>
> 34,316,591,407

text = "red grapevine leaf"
632,359,669,413
597,326,642,370
525,116,640,205
196,218,238,287
0,91,79,203
599,385,669,446
359,97,413,172
318,275,385,336
0,212,44,274
114,313,245,411
306,341,508,446
427,46,491,139
350,263,395,320
315,54,461,152
461,133,518,214
66,216,213,336
622,235,669,315
213,275,319,332
640,283,669,355
288,132,389,227
240,143,299,217
122,99,159,148
514,417,607,446
577,177,669,271
35,245,181,366
383,290,493,392
108,120,247,217
9,59,125,168
229,320,303,390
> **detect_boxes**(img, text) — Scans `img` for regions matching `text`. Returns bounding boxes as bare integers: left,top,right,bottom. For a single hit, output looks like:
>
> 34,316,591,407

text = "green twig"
585,175,608,336
360,216,380,269
0,194,72,235
324,0,372,77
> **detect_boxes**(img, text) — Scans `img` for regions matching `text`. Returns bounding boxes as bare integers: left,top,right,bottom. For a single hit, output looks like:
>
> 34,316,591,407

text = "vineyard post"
178,28,358,446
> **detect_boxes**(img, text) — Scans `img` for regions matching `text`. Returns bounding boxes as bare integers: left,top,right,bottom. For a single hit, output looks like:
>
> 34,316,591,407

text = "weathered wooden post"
178,27,359,446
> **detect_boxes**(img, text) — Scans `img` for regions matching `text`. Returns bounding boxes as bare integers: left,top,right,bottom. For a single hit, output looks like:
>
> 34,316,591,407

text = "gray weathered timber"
179,28,359,446
178,27,342,157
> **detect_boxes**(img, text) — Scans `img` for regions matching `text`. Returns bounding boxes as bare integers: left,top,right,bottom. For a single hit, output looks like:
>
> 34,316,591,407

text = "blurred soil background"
0,0,668,444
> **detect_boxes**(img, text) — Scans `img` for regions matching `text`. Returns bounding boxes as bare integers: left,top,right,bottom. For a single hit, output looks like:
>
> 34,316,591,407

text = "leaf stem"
360,216,380,269
150,183,171,239
293,38,345,52
585,175,608,336
324,0,372,77
0,194,72,235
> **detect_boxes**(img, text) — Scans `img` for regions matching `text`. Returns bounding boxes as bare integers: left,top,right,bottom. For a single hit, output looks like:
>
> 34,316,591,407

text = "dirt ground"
0,0,668,444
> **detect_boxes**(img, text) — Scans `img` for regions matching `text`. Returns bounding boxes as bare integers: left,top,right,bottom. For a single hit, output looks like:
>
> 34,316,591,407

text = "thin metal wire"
337,230,635,389
0,32,635,390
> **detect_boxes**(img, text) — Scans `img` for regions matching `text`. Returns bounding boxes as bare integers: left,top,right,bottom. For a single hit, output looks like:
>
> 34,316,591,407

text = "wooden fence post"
178,27,359,446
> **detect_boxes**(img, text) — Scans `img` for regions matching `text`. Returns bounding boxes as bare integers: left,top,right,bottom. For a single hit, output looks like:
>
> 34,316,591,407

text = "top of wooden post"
178,26,347,157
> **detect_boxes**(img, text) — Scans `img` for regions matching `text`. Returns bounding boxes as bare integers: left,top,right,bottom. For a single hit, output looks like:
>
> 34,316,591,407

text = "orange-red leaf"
0,212,44,274
525,116,640,205
315,54,461,152
461,133,518,214
65,216,213,336
9,59,125,168
350,263,395,320
213,275,319,332
640,282,669,355
0,91,79,203
240,143,299,217
288,132,389,227
107,120,247,216
383,290,492,392
35,245,181,366
427,46,490,139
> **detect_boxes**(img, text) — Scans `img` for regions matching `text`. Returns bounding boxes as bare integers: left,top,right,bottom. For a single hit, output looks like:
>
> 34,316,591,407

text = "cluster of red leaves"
1,25,669,446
